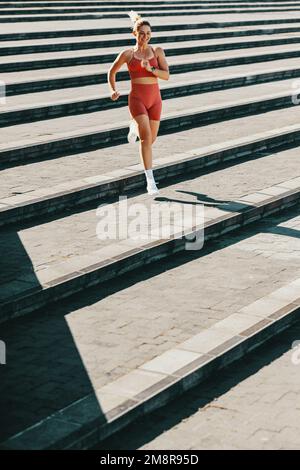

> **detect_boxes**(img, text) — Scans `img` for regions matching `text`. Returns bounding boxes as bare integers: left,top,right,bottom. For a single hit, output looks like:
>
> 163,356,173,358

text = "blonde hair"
128,9,151,32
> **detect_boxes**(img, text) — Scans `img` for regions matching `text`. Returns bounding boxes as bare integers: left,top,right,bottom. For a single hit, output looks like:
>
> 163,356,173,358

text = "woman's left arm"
147,47,170,80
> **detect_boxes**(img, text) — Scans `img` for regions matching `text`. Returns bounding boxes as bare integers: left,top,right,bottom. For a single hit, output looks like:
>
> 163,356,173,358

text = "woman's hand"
141,59,152,72
110,90,120,101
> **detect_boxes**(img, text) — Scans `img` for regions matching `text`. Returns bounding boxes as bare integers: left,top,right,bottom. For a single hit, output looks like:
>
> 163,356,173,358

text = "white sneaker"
127,119,138,144
147,180,160,195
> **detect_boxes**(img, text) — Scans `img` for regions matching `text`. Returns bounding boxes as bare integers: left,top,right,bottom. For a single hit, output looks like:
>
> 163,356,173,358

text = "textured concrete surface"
96,320,300,450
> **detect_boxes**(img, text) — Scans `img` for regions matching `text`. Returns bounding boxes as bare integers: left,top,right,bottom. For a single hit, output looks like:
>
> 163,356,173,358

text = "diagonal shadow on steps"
155,192,250,213
0,304,105,446
263,225,300,239
0,230,105,445
0,230,42,306
175,189,231,205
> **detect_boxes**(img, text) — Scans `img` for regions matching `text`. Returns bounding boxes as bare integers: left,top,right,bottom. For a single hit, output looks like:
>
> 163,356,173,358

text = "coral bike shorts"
128,83,162,121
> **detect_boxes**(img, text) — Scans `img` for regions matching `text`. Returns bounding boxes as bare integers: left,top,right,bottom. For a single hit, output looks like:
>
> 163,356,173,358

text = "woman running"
107,10,170,195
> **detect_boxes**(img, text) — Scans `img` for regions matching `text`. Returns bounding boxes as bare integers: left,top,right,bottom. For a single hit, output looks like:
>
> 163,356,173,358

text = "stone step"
0,145,299,323
11,1,261,5
1,120,300,227
0,77,298,165
3,4,300,17
0,0,299,13
1,0,299,6
0,118,300,226
0,202,299,449
0,102,299,201
1,12,299,33
2,2,300,14
4,33,300,72
103,319,300,451
5,42,300,95
2,7,300,24
3,17,300,41
3,61,300,126
4,23,300,56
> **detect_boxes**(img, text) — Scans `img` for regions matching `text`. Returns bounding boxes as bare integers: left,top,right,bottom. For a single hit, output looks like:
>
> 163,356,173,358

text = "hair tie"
128,9,142,27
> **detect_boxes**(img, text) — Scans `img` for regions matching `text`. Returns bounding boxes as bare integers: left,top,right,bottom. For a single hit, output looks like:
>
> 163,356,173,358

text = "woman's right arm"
107,50,128,100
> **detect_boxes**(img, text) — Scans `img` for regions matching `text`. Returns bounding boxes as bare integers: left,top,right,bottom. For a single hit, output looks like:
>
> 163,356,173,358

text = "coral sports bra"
127,46,159,79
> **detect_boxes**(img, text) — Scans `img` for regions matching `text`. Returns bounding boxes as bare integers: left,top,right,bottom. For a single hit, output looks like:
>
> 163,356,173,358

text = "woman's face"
134,25,151,45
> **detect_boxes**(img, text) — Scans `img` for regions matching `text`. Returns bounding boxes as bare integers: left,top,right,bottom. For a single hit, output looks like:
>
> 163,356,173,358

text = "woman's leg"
149,119,160,144
148,85,162,144
132,114,158,193
134,113,153,169
128,85,160,193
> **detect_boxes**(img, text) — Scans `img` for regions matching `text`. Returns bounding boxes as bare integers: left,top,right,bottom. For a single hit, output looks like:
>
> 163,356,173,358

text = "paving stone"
97,322,300,450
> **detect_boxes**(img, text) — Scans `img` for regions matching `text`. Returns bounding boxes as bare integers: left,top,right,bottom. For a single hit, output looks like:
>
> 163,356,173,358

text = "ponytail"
128,9,151,32
128,10,142,28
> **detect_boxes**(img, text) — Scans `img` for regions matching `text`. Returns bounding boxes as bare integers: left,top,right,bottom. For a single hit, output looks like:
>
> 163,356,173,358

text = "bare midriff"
131,77,158,84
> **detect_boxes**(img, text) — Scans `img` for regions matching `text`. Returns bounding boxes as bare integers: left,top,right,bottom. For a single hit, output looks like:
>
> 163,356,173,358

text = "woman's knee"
135,118,152,144
138,125,152,144
140,134,152,145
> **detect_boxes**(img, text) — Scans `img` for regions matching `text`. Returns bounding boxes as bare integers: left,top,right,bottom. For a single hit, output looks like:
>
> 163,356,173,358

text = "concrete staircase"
0,0,299,450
